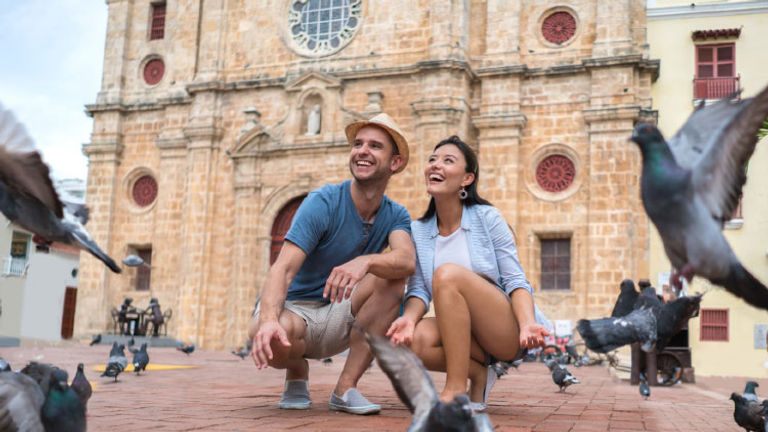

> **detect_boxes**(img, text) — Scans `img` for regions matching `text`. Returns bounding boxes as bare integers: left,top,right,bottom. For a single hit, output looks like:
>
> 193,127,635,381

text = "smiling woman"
0,0,107,181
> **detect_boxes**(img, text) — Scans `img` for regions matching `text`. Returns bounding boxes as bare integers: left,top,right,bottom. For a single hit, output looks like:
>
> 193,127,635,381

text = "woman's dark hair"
419,135,492,220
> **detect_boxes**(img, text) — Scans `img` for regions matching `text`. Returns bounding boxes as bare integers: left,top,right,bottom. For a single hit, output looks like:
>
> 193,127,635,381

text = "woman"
387,135,549,411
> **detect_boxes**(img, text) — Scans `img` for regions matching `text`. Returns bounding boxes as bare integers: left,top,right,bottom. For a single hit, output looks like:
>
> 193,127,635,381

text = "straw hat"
344,113,409,174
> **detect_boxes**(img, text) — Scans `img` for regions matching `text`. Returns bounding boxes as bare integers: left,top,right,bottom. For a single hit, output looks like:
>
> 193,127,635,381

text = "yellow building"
647,0,768,377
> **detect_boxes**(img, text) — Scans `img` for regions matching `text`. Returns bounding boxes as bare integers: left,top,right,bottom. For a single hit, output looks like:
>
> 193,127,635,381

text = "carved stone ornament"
288,0,362,57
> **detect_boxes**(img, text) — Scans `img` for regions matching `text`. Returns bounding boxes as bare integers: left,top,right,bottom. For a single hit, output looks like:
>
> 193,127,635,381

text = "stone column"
193,0,226,82
75,111,124,337
96,0,133,105
427,0,470,60
481,0,522,66
592,0,633,58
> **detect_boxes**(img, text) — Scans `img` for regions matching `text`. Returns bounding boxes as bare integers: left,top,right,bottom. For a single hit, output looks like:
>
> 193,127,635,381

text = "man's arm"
324,229,415,302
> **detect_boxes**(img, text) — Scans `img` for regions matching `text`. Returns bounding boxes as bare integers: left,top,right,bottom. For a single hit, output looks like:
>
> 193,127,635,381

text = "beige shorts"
253,296,355,360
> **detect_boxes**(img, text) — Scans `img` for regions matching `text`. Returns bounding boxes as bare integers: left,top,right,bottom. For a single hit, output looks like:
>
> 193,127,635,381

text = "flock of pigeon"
1,79,767,431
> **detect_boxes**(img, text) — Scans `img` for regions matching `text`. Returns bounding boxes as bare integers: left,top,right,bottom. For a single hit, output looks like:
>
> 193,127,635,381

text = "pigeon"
660,366,682,386
655,294,702,351
364,330,493,432
743,381,760,403
70,363,92,411
122,254,149,268
101,342,127,381
0,371,46,431
639,372,651,400
0,102,121,273
177,342,195,355
611,279,640,318
630,86,768,310
132,342,149,374
551,363,580,392
20,362,66,397
41,370,86,432
89,334,101,346
490,359,522,378
576,305,658,353
635,286,664,316
232,347,249,359
0,357,10,372
730,392,766,431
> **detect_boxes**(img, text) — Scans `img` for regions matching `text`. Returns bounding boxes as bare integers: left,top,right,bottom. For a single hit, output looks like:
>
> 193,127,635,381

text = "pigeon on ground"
630,86,768,310
363,330,493,432
611,279,640,318
743,381,760,403
132,342,149,374
0,371,46,431
576,305,658,353
101,342,127,381
176,343,195,355
0,102,121,273
232,347,249,359
70,364,92,411
730,392,766,431
0,357,10,372
551,363,580,393
89,334,101,346
639,372,651,400
490,359,522,378
41,370,86,432
20,362,65,397
655,294,702,351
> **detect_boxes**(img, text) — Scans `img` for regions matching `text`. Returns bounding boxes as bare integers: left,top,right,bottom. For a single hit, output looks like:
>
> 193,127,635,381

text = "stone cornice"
85,95,192,117
647,1,768,20
472,113,527,130
582,105,643,124
183,125,224,142
81,141,124,157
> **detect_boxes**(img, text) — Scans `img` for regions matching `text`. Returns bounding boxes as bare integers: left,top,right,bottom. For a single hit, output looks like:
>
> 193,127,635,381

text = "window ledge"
724,218,743,230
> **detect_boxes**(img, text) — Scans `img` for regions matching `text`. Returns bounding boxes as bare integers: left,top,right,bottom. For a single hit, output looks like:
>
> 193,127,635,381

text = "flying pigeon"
0,102,121,273
743,381,760,403
490,359,522,378
364,330,494,432
132,342,149,374
0,371,46,431
630,86,768,309
576,305,658,353
89,334,101,346
177,342,195,355
639,372,651,400
611,279,640,318
730,392,766,431
122,254,149,268
70,364,92,411
655,294,702,351
551,363,580,393
101,342,127,381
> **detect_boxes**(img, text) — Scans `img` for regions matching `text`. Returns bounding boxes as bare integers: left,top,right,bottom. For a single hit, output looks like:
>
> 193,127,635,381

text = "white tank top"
434,228,472,271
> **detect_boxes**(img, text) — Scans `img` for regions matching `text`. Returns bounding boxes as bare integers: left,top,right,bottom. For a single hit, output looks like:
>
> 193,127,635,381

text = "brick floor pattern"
0,344,756,431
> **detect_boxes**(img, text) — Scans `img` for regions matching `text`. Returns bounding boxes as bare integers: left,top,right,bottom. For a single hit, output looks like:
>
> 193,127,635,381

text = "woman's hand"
386,316,416,346
519,323,550,349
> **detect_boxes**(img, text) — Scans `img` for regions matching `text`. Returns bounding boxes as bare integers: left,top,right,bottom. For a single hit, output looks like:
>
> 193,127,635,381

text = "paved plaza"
0,341,759,431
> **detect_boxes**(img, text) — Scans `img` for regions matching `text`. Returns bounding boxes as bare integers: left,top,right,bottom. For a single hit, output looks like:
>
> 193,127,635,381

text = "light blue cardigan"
406,204,534,308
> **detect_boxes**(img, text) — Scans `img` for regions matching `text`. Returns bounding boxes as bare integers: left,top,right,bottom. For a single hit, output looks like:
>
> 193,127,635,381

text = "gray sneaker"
279,380,312,410
328,388,381,415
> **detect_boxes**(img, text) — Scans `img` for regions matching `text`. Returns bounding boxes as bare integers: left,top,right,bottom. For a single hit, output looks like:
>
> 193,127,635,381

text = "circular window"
143,59,165,85
536,155,575,193
288,0,362,57
132,175,158,207
541,11,577,45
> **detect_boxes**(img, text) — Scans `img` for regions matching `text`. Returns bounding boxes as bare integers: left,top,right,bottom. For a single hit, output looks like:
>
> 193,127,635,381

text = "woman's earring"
458,187,468,200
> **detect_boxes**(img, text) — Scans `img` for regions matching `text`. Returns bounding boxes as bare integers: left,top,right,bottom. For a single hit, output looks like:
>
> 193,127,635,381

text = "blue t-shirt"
285,180,411,302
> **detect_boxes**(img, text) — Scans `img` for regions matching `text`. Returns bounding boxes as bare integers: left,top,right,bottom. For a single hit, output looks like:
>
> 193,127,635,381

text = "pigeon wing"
365,332,439,420
668,86,768,223
0,103,63,218
0,372,45,432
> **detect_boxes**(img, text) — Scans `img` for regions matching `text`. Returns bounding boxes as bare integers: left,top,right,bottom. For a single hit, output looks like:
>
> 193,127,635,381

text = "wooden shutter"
150,3,166,40
61,287,77,339
540,238,571,290
700,309,728,341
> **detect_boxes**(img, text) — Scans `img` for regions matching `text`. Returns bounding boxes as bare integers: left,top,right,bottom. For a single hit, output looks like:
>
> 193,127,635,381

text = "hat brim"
345,121,409,174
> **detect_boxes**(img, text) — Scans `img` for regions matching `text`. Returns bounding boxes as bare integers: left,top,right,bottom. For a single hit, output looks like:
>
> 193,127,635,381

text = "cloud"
0,0,107,180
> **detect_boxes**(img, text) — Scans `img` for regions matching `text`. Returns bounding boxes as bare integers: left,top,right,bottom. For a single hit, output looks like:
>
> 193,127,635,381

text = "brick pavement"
0,342,758,431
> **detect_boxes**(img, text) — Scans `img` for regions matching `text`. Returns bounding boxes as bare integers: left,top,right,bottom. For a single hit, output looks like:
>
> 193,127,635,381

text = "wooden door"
61,287,77,339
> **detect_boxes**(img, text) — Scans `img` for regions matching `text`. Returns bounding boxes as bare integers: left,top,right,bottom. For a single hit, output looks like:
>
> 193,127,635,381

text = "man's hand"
252,321,291,369
386,316,416,346
323,256,370,302
519,323,550,350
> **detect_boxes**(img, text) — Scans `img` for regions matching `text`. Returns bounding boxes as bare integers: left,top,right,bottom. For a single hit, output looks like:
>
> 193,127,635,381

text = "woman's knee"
433,264,466,297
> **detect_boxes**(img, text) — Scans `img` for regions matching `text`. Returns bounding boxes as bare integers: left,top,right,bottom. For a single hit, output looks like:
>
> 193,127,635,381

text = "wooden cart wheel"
656,353,683,386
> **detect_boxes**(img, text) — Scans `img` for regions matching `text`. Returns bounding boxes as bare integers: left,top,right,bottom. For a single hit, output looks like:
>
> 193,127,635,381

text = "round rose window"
536,155,575,193
143,59,165,85
132,175,158,207
288,0,362,57
542,11,577,45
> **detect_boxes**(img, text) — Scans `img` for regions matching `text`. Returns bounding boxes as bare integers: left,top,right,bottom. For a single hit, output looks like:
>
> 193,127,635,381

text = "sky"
0,0,108,181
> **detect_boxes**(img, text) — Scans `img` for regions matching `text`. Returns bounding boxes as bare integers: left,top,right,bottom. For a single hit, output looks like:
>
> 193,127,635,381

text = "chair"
161,308,172,336
109,307,119,334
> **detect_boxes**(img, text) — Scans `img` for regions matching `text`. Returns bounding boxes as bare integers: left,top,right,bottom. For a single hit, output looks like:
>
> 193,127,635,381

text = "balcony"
2,256,27,277
693,76,740,100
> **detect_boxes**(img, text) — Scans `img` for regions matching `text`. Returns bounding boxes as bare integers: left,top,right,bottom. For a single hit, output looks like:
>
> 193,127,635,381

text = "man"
249,113,415,415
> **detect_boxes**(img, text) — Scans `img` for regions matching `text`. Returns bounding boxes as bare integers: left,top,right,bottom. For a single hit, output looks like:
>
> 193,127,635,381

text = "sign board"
554,320,572,337
754,324,768,350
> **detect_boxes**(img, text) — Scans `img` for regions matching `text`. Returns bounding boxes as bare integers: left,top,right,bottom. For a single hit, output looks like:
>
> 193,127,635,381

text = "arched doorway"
270,195,306,265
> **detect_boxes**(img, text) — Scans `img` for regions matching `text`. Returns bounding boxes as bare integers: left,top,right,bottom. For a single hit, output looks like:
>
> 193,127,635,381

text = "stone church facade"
76,0,658,349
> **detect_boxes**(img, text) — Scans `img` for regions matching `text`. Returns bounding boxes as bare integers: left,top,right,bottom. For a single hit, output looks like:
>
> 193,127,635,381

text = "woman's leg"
432,264,521,402
411,317,489,402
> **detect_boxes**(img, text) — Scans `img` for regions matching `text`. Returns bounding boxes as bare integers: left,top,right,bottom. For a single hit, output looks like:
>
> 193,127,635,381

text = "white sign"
554,320,572,337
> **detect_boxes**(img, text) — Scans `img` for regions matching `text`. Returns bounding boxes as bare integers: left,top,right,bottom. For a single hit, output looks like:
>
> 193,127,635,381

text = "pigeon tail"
68,227,121,273
576,308,657,353
713,261,768,310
